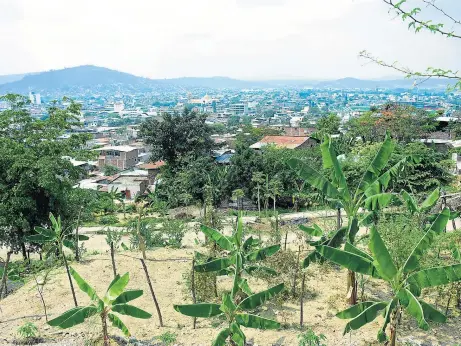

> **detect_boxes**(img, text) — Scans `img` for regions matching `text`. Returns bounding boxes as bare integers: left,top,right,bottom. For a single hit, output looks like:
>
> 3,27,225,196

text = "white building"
114,101,125,112
35,93,41,105
229,103,247,115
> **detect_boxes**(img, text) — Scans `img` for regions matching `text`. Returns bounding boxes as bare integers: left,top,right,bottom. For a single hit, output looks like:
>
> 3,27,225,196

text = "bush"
128,218,186,249
156,331,177,346
99,215,119,225
298,327,327,346
15,322,41,344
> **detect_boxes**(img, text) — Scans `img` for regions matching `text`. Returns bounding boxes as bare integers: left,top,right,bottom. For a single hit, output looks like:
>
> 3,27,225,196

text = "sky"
1,0,460,80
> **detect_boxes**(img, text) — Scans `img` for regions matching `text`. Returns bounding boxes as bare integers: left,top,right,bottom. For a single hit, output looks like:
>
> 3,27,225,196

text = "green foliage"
315,114,340,138
99,215,119,225
17,322,38,340
297,327,327,346
103,165,120,176
48,269,151,339
128,218,185,249
156,331,177,345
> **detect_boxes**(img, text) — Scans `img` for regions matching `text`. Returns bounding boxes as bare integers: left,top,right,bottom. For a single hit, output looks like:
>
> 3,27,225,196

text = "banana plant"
195,214,280,296
288,133,410,304
401,187,440,226
26,213,89,307
48,268,151,346
317,208,461,346
174,283,284,346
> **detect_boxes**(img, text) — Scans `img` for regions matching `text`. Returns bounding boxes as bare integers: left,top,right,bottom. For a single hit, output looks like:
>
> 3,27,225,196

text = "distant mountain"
0,65,451,94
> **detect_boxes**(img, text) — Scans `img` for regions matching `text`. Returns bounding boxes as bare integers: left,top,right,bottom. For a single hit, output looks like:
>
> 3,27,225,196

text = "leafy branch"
421,0,461,26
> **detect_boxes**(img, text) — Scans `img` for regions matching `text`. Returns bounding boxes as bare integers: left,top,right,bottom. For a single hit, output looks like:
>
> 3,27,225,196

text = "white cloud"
0,0,460,79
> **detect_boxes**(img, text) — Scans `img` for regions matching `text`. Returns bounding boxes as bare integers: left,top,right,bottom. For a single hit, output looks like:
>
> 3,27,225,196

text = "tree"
103,165,120,176
0,94,91,260
140,108,216,167
47,269,151,346
318,209,461,346
361,0,461,89
232,189,245,211
26,213,89,307
251,172,265,218
288,134,409,304
268,178,283,212
315,114,340,138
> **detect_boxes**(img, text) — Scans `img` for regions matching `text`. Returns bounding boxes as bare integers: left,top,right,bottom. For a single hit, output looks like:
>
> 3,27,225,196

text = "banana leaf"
344,242,373,262
48,306,98,329
108,313,130,336
347,217,360,244
343,302,387,335
419,188,440,212
237,278,253,296
377,297,398,342
174,303,222,317
245,265,278,276
34,226,56,239
246,245,280,261
212,328,231,346
359,134,394,188
400,289,429,330
235,313,280,329
200,225,234,251
368,226,397,281
194,257,234,273
238,283,284,310
406,264,461,296
111,304,152,319
336,301,377,319
401,190,418,214
364,193,394,211
419,300,446,323
230,322,245,346
69,267,100,301
112,290,143,305
299,224,323,237
105,272,130,301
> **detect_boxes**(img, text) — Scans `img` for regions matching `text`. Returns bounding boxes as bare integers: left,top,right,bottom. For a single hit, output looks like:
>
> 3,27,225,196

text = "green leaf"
212,328,231,346
344,242,373,262
77,235,89,241
320,136,350,201
343,302,387,335
317,246,379,278
406,264,461,295
33,226,56,239
377,297,398,342
245,265,278,276
364,193,394,211
299,224,323,237
327,226,348,248
368,226,397,281
403,209,450,273
347,217,360,244
174,303,222,318
105,272,130,302
246,245,280,261
243,236,255,251
401,190,419,214
238,283,284,310
230,322,245,346
26,234,54,244
336,301,377,319
48,306,98,329
360,134,394,186
419,188,440,212
220,293,237,315
235,314,280,329
400,289,429,330
419,300,446,323
112,290,143,305
111,304,152,319
237,278,253,296
108,313,130,336
69,267,99,301
200,225,234,251
62,239,76,250
287,158,339,200
236,213,243,247
303,251,322,268
194,257,234,273
121,242,129,251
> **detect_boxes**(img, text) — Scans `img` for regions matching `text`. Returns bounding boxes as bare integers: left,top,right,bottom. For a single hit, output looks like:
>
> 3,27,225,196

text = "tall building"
29,91,35,104
114,101,125,112
35,93,41,105
229,103,247,115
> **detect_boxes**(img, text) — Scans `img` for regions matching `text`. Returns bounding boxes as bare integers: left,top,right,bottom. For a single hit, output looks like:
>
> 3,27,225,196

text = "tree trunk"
20,242,27,261
273,197,276,213
110,242,117,278
347,270,357,305
191,259,197,329
300,272,306,327
140,259,163,327
284,230,288,251
292,246,301,297
257,187,261,219
75,206,83,262
62,247,78,307
101,313,110,346
446,293,453,316
137,209,146,260
0,251,12,299
389,307,400,346
337,208,342,229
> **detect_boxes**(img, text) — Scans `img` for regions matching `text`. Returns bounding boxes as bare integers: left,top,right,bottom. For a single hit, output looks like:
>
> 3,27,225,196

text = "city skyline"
1,0,460,80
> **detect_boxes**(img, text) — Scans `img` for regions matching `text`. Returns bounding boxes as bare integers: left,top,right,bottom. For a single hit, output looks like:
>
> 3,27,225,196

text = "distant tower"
35,93,41,105
29,91,35,104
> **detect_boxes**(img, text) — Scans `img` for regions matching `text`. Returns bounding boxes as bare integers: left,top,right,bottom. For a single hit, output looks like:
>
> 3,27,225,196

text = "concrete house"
97,145,139,170
250,136,317,150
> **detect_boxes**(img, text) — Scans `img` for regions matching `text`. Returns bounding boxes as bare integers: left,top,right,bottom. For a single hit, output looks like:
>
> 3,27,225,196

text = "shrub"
16,322,39,344
156,331,177,345
99,215,119,225
298,327,327,346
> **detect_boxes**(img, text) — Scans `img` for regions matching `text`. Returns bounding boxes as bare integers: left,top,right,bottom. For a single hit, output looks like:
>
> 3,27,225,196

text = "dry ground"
1,216,461,346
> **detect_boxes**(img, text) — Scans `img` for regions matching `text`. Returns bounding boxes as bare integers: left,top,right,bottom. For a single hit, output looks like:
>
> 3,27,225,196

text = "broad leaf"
111,304,151,319
377,297,398,342
400,289,429,330
77,234,89,241
237,278,253,296
236,213,243,247
406,264,461,295
200,225,234,251
317,246,379,278
194,257,234,273
364,193,394,211
243,236,255,251
105,272,130,302
174,303,222,317
239,283,284,310
212,328,231,346
401,190,418,214
361,134,394,186
26,234,54,244
287,158,339,200
299,224,323,237
62,239,76,250
419,188,440,212
368,226,397,281
427,208,450,234
303,251,322,268
48,306,98,329
245,265,277,276
246,245,280,261
336,301,376,319
220,293,237,315
347,217,360,244
33,226,56,239
69,267,99,301
112,290,143,305
235,313,280,329
327,226,348,248
230,322,245,346
419,300,446,323
108,313,130,336
344,242,373,262
321,136,350,201
343,302,387,335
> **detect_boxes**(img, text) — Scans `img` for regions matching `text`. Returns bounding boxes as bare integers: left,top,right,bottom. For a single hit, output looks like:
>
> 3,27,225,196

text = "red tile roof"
138,160,165,170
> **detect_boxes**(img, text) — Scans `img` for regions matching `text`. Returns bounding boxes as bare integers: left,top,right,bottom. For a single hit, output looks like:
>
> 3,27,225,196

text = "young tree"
319,209,461,346
251,172,265,218
103,165,120,176
315,113,341,138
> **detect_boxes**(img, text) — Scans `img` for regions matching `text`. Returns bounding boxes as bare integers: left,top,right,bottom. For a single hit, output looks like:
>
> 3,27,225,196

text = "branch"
383,0,461,39
359,50,461,89
421,0,461,26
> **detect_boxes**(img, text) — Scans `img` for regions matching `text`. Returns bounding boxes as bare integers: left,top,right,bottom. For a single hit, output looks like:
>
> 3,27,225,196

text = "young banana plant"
401,187,440,226
174,283,284,346
47,268,151,346
317,208,461,346
288,133,411,304
26,213,89,306
195,214,280,296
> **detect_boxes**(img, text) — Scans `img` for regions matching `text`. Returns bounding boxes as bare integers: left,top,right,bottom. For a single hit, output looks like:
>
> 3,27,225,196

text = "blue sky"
1,0,460,80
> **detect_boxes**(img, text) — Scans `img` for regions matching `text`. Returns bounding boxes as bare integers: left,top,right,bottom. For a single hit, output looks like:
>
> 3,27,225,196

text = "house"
138,161,165,185
97,145,140,170
250,136,317,150
106,170,149,199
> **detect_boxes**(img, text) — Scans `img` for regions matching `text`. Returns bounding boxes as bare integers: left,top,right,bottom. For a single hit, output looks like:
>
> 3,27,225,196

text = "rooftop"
96,145,138,152
250,136,310,149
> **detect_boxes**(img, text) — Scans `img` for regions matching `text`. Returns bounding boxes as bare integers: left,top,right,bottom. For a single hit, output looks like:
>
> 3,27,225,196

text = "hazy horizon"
1,0,460,80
